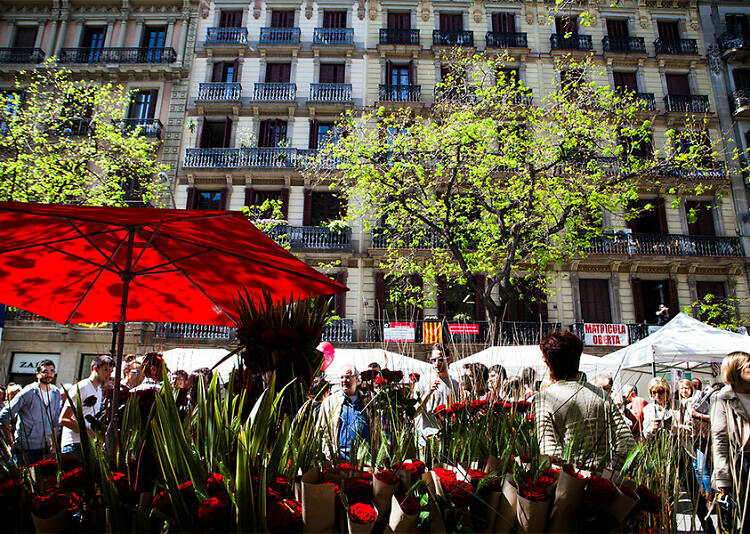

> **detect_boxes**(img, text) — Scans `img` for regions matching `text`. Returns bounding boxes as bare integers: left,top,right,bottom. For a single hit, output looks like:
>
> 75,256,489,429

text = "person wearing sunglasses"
414,344,460,444
642,376,677,439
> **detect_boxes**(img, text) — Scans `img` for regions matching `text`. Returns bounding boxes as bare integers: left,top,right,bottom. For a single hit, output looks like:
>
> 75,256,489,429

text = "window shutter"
280,188,290,219
538,290,549,322
309,119,319,150
199,119,210,148
657,21,679,40
607,19,628,38
410,274,423,322
654,197,668,234
232,59,240,82
474,274,486,320
666,278,679,319
219,187,228,210
375,272,386,319
385,60,393,84
335,271,347,317
222,117,232,148
186,186,196,209
437,276,448,318
303,188,313,226
631,278,645,323
244,187,255,207
666,74,690,96
211,62,224,82
408,60,415,85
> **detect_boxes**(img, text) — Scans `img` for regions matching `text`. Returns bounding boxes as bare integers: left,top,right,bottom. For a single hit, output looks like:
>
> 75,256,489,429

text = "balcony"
379,29,420,46
184,147,316,169
259,27,301,45
730,88,750,117
117,118,163,138
602,36,646,54
654,38,698,55
264,224,352,250
372,227,443,249
5,308,53,322
309,83,352,102
378,84,421,103
718,32,750,60
366,319,560,344
570,323,650,346
550,34,593,51
434,85,478,104
58,47,176,64
322,319,354,343
485,32,528,49
197,82,242,102
633,93,656,110
664,94,710,113
252,83,296,102
432,30,474,48
585,233,743,258
155,322,234,341
0,47,45,64
205,27,248,45
312,28,354,48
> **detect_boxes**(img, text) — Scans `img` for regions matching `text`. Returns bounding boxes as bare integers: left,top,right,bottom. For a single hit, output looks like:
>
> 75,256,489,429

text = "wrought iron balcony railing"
602,36,646,53
205,27,248,44
730,88,750,115
433,30,474,47
5,308,53,322
371,227,445,249
60,119,92,136
155,322,234,340
654,38,698,55
585,233,743,257
664,94,710,113
259,27,301,44
197,82,242,101
253,83,296,101
309,83,352,102
264,224,352,249
184,147,316,169
322,319,354,342
570,323,650,345
434,85,478,103
0,47,45,64
313,28,354,45
366,319,560,344
117,118,163,138
485,32,528,48
633,92,656,110
718,32,750,54
379,28,420,45
550,34,593,51
378,84,421,102
59,47,177,64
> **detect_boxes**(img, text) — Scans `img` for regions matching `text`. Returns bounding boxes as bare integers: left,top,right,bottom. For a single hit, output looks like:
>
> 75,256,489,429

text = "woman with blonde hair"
642,376,677,439
712,351,750,532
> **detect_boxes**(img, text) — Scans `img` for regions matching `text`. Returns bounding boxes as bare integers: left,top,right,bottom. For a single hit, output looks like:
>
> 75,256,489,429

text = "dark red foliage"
431,468,457,483
206,472,225,494
382,369,404,383
267,499,303,533
374,470,398,485
516,401,532,412
30,492,69,519
198,495,231,526
444,480,474,507
30,458,57,477
467,469,486,483
359,370,377,382
636,485,662,513
396,494,420,515
587,476,619,504
0,478,19,494
434,404,446,415
450,402,466,414
152,491,171,513
470,399,488,412
59,467,88,491
373,376,388,386
344,477,372,503
348,502,377,524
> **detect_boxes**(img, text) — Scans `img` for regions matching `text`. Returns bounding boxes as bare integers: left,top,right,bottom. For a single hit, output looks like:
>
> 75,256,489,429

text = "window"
308,121,339,150
555,16,578,36
734,70,750,91
387,12,411,30
376,274,423,322
439,14,463,32
211,61,239,83
258,119,287,147
127,90,158,121
307,191,343,225
142,26,166,49
606,19,629,38
497,68,519,85
619,129,653,159
78,354,99,380
219,10,243,28
657,21,680,40
323,11,347,29
386,61,413,85
502,282,545,322
560,69,584,95
727,14,750,36
579,279,612,323
665,73,690,95
80,26,106,48
685,201,716,236
320,63,345,84
613,71,638,93
199,118,232,148
627,198,667,234
0,91,23,134
196,190,223,210
632,279,677,325
271,10,295,28
492,13,515,33
13,27,37,48
246,189,284,219
265,63,291,83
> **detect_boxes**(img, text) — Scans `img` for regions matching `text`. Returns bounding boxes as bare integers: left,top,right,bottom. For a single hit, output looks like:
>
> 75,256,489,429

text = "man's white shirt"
61,378,102,447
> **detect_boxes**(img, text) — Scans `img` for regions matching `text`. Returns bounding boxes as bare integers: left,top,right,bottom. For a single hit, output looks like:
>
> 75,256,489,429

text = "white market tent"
162,348,239,382
452,345,614,380
324,348,432,382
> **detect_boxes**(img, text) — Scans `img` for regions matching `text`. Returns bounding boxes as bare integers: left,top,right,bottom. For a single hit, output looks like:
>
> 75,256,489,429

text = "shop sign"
10,353,60,374
448,323,480,335
583,323,629,347
383,322,415,342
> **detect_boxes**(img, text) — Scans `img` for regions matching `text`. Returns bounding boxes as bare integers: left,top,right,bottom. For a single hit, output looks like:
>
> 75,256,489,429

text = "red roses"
587,475,619,504
348,502,377,524
267,498,303,533
344,476,372,503
30,492,71,519
60,467,88,491
374,469,398,485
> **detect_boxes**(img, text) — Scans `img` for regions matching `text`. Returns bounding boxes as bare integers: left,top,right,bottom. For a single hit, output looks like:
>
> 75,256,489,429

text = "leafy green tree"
309,53,719,341
683,294,750,333
0,62,168,206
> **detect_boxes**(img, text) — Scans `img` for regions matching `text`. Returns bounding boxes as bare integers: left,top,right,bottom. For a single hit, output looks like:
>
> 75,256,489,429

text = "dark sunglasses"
652,388,666,394
430,357,445,364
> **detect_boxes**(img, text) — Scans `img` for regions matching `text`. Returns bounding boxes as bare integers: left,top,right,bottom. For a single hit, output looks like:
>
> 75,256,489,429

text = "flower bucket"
388,495,419,534
32,509,68,534
546,469,586,532
301,467,336,533
493,474,517,534
347,503,377,534
515,493,548,534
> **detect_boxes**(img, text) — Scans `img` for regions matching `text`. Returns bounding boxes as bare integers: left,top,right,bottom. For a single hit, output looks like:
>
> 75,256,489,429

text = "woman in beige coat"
712,351,750,532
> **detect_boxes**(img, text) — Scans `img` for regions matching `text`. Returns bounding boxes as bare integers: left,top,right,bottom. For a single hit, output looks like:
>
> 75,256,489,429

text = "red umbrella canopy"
0,201,347,326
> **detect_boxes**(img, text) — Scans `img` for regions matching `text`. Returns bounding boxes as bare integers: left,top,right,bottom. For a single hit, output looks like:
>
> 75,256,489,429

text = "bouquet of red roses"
347,502,378,534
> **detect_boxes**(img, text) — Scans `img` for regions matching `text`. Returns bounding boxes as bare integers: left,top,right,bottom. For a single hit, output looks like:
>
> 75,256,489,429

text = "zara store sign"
10,353,60,374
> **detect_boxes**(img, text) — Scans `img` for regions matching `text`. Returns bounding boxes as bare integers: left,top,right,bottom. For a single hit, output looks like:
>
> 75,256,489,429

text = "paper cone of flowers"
515,471,555,534
492,474,518,534
394,461,425,490
347,502,378,534
546,467,587,532
301,467,336,533
606,484,640,523
373,470,398,517
30,492,70,533
388,494,420,534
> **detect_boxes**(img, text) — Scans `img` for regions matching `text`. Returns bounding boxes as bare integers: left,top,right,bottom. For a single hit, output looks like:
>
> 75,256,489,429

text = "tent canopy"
601,313,750,371
161,348,238,382
323,348,431,382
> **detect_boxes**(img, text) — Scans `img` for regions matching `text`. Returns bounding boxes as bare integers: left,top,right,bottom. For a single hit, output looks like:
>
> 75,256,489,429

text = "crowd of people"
2,332,750,531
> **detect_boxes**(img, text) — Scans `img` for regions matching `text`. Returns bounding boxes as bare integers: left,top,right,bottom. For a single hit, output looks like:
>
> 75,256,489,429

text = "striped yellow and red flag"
423,322,442,344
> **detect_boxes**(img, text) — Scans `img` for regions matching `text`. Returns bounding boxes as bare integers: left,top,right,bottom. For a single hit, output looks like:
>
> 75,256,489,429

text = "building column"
55,19,68,56
104,20,115,47
44,20,57,54
570,272,581,322
118,19,128,47
610,271,622,323
166,19,175,48
5,22,14,47
34,22,46,49
178,17,190,63
134,20,144,46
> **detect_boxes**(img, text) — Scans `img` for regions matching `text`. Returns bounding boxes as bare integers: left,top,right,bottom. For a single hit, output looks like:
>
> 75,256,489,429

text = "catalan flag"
423,321,442,344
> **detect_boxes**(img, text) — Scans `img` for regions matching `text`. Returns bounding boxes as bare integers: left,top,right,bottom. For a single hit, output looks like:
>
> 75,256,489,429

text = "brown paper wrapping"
301,467,336,533
373,475,398,518
478,489,501,533
606,488,639,523
485,455,501,474
387,495,419,534
546,470,586,532
347,508,378,534
493,474,518,534
31,509,68,534
515,494,549,534
421,472,447,533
